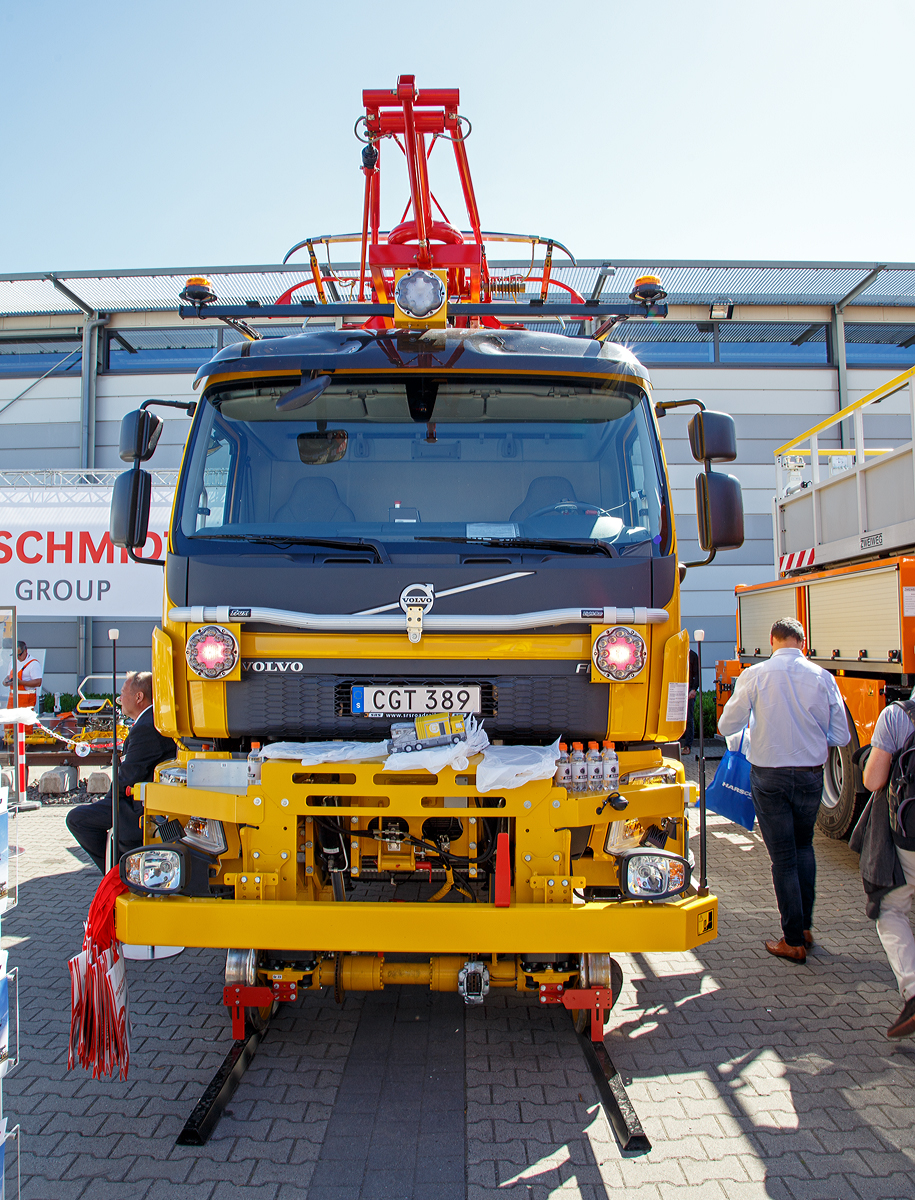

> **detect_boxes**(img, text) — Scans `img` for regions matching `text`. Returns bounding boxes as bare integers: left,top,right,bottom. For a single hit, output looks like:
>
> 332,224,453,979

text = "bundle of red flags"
68,866,131,1080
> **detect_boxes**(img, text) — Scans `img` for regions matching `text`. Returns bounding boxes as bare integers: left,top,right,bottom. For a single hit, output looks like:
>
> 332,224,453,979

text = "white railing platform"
774,365,915,573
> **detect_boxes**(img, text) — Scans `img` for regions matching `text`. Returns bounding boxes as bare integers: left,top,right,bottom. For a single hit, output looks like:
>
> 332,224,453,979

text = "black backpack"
886,699,915,848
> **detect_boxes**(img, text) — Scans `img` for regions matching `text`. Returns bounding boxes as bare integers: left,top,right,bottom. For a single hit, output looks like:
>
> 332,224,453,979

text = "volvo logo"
242,659,306,673
399,583,435,614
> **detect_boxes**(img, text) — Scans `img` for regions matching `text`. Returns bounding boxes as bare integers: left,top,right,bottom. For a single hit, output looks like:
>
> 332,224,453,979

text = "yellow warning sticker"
698,909,714,935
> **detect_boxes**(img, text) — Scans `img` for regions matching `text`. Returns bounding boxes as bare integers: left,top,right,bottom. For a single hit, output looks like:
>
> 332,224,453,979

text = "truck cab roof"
194,327,652,390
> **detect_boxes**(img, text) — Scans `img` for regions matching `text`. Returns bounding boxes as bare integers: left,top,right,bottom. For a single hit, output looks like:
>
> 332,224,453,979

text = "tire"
816,712,863,840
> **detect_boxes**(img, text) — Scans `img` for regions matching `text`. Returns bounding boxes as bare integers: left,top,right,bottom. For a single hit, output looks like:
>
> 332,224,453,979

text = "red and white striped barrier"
779,548,815,572
16,723,26,798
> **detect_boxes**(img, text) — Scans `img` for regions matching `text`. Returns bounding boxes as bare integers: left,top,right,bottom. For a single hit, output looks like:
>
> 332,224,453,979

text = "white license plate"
351,684,481,716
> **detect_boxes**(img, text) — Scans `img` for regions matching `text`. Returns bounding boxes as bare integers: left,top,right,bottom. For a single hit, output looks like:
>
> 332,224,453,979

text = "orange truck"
717,363,915,838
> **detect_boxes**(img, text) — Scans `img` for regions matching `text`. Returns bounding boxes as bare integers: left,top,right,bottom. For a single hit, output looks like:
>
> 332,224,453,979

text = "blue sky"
1,0,912,271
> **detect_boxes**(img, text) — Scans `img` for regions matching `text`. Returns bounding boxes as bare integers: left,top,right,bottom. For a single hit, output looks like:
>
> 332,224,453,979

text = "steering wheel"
524,500,613,520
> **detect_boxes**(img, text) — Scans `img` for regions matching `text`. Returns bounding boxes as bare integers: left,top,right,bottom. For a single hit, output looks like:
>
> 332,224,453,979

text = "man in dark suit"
67,670,176,873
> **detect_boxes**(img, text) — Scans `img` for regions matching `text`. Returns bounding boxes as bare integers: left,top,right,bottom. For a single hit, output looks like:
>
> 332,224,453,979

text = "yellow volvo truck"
107,77,744,1035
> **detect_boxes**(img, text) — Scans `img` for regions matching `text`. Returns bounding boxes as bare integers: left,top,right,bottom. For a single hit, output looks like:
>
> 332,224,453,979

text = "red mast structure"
276,75,582,330
182,76,668,332
357,75,490,312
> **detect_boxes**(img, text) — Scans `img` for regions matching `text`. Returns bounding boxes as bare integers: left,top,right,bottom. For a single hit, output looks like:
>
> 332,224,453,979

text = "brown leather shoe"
803,930,814,950
887,995,915,1039
765,937,807,963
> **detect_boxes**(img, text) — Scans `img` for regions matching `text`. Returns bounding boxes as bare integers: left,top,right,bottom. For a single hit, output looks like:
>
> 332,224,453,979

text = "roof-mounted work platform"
774,363,915,574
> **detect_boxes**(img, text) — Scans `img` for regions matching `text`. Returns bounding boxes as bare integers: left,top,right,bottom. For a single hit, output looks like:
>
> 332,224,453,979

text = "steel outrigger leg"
175,1025,264,1146
175,983,283,1146
541,979,651,1155
575,1029,651,1155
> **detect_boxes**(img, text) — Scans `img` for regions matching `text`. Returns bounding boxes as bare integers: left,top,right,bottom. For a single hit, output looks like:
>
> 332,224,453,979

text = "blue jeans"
750,766,823,947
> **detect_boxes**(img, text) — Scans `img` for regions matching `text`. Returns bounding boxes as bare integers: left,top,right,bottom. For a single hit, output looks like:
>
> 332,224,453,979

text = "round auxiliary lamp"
394,269,446,319
591,627,647,682
186,626,239,680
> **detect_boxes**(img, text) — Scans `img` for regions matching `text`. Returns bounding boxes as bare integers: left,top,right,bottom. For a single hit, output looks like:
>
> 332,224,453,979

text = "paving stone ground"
3,769,915,1199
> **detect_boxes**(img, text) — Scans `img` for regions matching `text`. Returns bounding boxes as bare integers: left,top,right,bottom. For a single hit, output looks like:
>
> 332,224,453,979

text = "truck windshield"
177,375,668,555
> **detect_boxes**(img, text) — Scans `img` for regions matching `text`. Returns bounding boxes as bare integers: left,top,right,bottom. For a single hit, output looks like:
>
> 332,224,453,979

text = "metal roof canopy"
2,260,915,320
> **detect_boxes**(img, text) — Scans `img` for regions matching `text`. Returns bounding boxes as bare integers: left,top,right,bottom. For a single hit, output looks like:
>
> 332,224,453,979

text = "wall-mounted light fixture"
709,302,734,320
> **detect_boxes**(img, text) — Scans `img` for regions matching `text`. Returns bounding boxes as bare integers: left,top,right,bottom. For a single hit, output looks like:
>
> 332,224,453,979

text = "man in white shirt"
3,641,42,709
719,617,849,963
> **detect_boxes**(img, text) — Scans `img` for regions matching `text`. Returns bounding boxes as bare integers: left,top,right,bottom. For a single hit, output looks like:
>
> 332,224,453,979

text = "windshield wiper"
191,533,390,563
416,536,617,558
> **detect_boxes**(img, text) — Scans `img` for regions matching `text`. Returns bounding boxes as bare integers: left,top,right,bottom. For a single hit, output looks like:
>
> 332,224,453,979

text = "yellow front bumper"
115,890,717,954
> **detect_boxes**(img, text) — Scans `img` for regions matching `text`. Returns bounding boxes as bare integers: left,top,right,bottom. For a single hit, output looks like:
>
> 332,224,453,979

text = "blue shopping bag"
704,729,756,831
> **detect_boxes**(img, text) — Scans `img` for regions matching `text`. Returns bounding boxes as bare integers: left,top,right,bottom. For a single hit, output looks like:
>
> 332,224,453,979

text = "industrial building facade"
1,260,914,694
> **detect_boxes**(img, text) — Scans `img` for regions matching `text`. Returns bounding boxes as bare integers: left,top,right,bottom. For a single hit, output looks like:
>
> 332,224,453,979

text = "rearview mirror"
111,468,151,549
688,410,737,463
297,431,348,464
119,409,164,463
696,471,744,551
277,373,332,412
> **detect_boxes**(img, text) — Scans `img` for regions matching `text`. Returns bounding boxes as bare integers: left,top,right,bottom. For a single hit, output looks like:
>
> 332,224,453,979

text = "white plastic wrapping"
259,741,389,765
254,720,559,787
475,737,562,794
0,708,38,725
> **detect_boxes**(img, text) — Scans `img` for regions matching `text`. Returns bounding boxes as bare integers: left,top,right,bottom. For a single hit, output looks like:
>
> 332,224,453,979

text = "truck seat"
275,478,355,523
510,476,578,522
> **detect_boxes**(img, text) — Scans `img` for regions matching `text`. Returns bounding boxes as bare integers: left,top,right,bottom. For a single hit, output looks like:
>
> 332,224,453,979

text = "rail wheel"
571,953,623,1034
816,708,862,840
225,948,276,1033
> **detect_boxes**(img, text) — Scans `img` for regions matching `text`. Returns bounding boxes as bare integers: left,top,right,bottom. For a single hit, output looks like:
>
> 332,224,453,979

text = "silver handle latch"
406,603,424,644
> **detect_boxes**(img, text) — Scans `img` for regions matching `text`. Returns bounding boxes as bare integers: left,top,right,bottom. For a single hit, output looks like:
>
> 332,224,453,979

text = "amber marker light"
179,276,218,306
629,274,667,304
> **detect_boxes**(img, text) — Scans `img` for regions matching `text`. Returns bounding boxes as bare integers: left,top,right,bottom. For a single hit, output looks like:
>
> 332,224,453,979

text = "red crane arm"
359,75,486,314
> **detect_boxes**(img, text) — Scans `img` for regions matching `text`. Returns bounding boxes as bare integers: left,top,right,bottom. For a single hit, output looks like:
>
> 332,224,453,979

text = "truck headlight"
120,843,213,897
122,848,183,894
615,848,690,900
182,816,228,856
